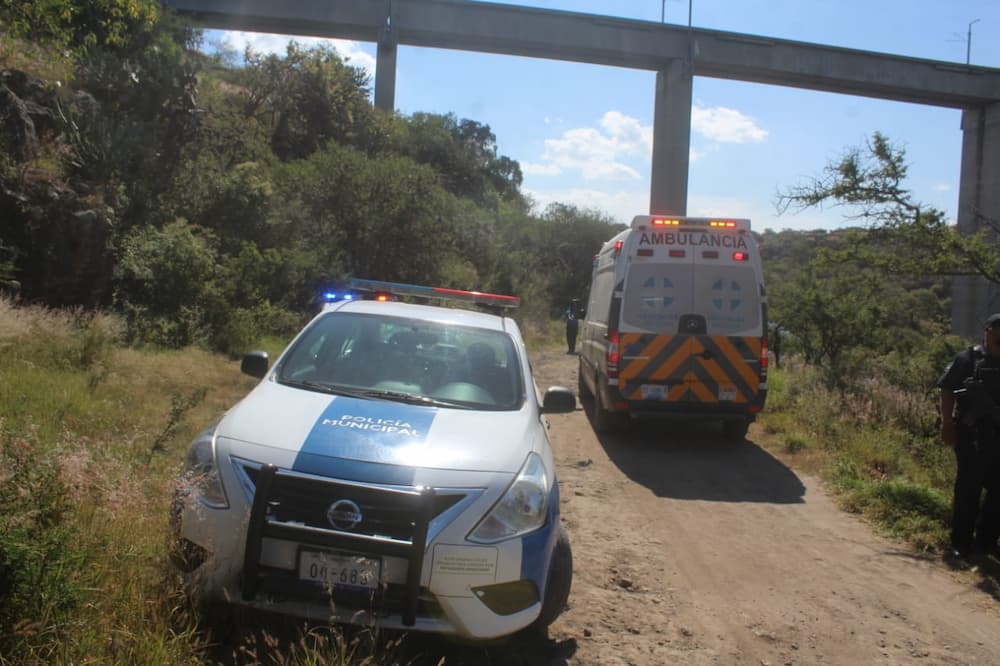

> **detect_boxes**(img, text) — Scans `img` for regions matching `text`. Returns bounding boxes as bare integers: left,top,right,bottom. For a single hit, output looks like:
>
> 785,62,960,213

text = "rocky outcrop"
0,69,115,306
0,84,38,161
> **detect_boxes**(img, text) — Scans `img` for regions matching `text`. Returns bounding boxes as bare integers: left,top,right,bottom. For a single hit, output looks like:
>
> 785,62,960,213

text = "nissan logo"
326,499,363,530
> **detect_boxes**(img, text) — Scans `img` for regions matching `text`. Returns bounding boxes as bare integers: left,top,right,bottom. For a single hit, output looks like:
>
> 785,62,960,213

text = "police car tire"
530,527,573,633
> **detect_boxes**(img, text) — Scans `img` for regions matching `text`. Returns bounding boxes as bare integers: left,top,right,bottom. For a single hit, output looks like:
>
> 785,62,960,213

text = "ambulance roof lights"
630,215,750,231
732,251,750,262
348,278,521,308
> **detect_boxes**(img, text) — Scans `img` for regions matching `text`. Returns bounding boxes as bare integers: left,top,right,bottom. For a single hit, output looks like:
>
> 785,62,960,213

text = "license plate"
299,550,381,591
641,384,666,400
718,385,737,401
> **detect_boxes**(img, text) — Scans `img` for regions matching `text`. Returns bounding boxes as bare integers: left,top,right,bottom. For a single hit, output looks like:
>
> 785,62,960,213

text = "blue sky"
202,0,1000,232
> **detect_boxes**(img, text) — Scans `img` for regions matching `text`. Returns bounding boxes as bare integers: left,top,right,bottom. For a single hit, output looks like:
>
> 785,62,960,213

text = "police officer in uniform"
564,300,580,354
938,313,1000,560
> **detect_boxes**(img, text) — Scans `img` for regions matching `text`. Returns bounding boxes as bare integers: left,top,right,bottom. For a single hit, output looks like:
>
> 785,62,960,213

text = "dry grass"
0,299,430,665
0,31,74,81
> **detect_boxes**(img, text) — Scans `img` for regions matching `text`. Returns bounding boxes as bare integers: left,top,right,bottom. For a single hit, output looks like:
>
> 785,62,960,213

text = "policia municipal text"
937,313,1000,561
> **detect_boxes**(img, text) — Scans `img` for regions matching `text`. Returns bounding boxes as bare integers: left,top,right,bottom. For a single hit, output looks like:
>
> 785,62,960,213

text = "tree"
770,258,890,385
537,203,624,310
775,131,1000,284
239,43,379,161
391,113,525,205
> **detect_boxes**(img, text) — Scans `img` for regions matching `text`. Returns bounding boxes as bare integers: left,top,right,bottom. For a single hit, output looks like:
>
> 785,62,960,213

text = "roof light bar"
631,215,751,231
348,278,521,308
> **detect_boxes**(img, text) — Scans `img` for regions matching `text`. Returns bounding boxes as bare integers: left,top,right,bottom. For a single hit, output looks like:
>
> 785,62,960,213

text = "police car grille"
242,465,463,540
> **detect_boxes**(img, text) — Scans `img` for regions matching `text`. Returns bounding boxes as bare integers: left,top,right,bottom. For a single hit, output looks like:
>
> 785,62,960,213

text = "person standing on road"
564,300,580,354
938,313,1000,561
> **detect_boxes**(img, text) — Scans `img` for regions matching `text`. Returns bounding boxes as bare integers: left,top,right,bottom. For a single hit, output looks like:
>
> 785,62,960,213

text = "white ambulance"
578,215,768,438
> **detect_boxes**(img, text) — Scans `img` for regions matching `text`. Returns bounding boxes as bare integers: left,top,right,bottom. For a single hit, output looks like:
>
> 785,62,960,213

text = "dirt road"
509,348,1000,666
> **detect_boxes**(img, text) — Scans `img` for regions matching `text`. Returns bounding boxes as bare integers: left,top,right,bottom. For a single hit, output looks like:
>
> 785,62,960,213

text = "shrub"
0,429,82,658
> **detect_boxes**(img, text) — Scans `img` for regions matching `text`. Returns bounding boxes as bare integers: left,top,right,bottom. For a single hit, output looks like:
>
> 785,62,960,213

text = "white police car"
170,279,576,640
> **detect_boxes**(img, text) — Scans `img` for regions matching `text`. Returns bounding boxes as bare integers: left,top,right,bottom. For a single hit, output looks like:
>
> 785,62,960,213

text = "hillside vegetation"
3,1,1000,663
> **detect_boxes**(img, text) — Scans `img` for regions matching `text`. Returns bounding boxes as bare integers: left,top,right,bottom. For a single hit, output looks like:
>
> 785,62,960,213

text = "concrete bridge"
162,0,1000,338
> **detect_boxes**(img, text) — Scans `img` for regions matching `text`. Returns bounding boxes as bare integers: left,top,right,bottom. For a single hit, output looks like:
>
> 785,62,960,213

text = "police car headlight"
469,453,549,543
182,424,228,509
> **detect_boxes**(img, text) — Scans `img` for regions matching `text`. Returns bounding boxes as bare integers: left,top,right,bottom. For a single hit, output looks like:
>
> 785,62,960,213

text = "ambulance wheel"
577,358,592,400
723,418,749,441
592,385,620,434
528,527,573,635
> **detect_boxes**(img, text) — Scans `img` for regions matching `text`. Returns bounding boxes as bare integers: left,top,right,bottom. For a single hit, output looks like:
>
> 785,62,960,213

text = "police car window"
278,312,524,410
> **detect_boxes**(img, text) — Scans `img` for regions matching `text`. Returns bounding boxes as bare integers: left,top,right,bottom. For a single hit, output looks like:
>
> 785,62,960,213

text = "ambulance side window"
586,263,615,326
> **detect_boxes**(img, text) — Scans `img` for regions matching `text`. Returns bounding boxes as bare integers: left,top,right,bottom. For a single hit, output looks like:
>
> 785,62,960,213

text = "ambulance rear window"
621,264,760,335
692,266,761,335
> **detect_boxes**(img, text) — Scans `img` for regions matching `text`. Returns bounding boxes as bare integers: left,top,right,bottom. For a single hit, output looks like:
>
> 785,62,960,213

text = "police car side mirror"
241,351,270,378
541,386,576,413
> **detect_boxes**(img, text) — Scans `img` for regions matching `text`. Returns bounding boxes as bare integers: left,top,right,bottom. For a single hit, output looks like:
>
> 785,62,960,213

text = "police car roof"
323,298,510,331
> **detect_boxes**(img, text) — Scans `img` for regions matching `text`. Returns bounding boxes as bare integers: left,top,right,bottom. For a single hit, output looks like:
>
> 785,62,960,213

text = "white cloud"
932,182,952,192
535,110,652,181
527,105,765,180
521,162,563,176
690,144,719,162
208,30,376,79
524,186,649,226
692,105,767,143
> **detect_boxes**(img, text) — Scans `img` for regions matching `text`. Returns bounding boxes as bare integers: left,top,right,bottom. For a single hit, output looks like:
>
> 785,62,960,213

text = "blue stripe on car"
519,482,561,587
292,396,436,481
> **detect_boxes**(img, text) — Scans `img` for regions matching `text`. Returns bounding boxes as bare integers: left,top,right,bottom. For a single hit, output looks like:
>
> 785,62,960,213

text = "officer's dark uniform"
937,344,1000,556
564,302,579,354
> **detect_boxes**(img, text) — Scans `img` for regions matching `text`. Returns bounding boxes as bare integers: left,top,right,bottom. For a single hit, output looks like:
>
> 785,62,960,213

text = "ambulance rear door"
686,230,765,411
617,224,696,404
616,217,765,414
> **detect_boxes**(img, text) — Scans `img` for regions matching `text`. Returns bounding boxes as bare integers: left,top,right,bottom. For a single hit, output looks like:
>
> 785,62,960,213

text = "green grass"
4,299,546,664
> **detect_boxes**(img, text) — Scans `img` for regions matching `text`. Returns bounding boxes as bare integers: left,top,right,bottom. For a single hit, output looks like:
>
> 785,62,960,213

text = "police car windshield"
277,312,524,410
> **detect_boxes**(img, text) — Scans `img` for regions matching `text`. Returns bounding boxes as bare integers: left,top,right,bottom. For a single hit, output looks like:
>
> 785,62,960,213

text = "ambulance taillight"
607,330,620,380
751,336,769,414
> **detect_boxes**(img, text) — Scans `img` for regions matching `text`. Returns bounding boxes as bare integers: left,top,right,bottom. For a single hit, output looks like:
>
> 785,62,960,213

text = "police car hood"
215,380,538,475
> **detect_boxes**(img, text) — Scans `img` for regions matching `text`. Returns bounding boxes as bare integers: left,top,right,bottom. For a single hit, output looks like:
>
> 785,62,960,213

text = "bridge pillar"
374,21,397,112
649,59,692,216
951,103,1000,338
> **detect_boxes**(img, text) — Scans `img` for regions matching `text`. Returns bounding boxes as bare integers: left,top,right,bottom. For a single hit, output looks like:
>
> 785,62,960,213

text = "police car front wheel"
526,527,573,636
